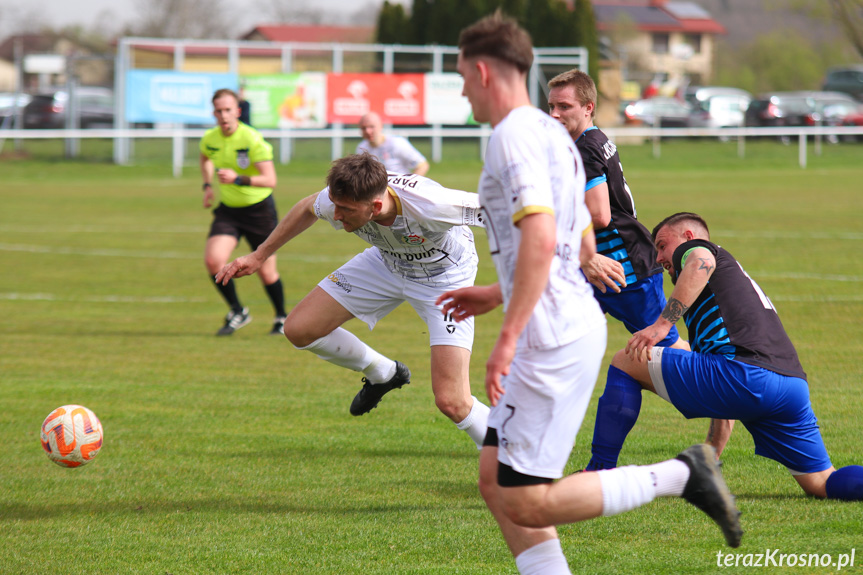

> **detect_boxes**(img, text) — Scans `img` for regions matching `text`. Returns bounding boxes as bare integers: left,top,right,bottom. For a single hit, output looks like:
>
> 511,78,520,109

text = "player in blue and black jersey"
607,212,863,500
547,70,689,471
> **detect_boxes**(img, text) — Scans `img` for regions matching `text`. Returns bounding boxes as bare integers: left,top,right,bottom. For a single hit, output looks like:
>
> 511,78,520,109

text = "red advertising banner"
327,73,425,124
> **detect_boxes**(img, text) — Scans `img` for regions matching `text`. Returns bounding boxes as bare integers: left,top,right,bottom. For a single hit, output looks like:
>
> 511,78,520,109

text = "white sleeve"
493,125,554,223
312,188,344,230
394,137,427,169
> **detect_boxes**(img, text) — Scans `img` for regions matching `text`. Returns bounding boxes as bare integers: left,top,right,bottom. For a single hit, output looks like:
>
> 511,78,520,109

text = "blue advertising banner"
126,70,238,123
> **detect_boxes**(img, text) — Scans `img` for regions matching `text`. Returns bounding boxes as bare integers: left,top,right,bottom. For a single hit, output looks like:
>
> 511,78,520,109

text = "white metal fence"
2,125,862,176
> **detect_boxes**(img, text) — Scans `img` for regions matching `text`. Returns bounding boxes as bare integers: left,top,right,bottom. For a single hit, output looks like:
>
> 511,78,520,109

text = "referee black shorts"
208,195,278,251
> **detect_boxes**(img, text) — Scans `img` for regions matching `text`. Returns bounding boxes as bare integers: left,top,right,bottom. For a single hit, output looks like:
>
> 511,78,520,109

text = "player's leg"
496,446,741,548
256,254,287,334
477,443,568,575
429,345,488,448
205,230,251,336
287,251,409,414
411,280,490,448
586,275,682,469
246,196,287,334
585,347,656,470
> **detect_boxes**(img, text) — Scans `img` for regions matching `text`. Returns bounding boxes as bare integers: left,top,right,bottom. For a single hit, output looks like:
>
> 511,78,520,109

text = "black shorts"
483,428,554,487
209,195,278,250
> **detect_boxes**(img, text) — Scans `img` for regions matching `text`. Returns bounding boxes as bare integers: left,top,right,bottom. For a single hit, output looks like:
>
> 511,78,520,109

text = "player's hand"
485,334,516,406
202,187,214,209
436,284,502,322
216,168,238,184
625,323,669,362
215,253,262,284
582,253,626,294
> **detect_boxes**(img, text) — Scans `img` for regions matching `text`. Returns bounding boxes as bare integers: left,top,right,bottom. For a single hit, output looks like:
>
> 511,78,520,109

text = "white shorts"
318,247,475,350
490,324,607,479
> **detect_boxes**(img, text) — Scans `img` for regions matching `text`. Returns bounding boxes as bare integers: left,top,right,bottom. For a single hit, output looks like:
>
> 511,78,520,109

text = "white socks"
296,328,396,382
455,396,490,449
515,538,571,575
597,459,690,517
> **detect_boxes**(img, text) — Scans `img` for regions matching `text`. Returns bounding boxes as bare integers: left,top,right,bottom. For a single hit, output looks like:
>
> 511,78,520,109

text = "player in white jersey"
217,153,489,449
357,112,429,176
436,13,742,574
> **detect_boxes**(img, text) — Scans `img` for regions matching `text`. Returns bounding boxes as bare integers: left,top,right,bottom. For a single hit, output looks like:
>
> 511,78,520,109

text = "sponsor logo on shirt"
403,234,425,245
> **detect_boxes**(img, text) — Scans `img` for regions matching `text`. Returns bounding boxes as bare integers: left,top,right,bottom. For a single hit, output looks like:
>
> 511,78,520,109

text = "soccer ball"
40,405,104,468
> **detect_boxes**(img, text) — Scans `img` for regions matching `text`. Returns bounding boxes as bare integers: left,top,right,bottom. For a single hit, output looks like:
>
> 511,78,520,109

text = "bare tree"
255,0,326,24
133,0,235,39
786,0,863,58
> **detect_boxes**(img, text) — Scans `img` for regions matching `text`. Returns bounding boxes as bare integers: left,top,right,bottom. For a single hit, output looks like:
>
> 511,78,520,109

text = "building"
593,0,726,95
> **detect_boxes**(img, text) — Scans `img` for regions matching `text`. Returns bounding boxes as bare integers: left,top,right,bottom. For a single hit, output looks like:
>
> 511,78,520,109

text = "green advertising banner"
242,73,327,128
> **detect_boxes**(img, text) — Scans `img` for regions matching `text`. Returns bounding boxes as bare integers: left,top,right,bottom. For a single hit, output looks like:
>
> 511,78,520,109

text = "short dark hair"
212,88,240,105
458,11,534,74
326,153,389,203
652,212,710,241
548,69,597,118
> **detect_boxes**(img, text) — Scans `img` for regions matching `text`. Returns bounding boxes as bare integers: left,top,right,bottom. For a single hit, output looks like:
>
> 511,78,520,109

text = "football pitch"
2,140,862,574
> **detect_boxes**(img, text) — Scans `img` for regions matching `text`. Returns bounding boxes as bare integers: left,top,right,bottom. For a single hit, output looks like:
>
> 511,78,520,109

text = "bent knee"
283,316,315,348
434,393,472,421
501,497,549,528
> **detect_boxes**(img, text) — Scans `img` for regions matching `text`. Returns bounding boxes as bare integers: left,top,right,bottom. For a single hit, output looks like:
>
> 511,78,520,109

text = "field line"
0,243,350,263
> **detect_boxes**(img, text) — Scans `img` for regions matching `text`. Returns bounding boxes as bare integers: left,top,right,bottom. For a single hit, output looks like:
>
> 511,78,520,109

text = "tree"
132,0,233,39
376,1,410,45
786,0,863,59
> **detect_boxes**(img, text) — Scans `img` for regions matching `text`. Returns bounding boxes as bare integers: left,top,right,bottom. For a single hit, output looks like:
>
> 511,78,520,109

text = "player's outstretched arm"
216,193,319,285
626,246,715,361
436,284,502,322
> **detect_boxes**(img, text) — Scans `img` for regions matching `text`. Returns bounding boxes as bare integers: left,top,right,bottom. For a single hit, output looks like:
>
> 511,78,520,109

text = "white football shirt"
356,135,427,174
478,106,604,350
314,173,481,287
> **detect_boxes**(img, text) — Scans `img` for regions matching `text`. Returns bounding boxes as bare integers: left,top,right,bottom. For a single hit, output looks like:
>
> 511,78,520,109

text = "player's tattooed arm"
696,256,715,275
661,297,689,324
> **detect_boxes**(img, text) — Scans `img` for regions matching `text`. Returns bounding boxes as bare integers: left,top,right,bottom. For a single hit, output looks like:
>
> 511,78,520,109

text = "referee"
199,88,287,336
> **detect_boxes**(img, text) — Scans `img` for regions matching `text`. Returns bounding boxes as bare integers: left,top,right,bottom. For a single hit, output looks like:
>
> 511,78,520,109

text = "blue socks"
585,365,643,471
825,465,863,500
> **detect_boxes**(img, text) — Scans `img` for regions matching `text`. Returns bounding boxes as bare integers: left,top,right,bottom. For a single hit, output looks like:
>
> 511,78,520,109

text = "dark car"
22,87,114,129
745,92,814,129
623,97,693,127
822,65,863,102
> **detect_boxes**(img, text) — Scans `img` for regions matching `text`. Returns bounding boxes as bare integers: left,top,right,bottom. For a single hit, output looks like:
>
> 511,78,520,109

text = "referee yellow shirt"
200,123,273,207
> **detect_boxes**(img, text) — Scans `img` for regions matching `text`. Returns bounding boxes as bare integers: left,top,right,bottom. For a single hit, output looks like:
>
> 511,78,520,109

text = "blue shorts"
593,272,679,347
649,347,832,474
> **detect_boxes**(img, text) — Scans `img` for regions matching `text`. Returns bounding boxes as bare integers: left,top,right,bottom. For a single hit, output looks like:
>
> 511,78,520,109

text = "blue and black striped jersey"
672,239,806,379
576,127,661,285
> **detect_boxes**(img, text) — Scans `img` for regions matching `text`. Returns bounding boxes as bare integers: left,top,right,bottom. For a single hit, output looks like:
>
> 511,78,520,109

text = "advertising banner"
327,73,424,125
423,73,477,125
126,70,238,124
242,73,327,128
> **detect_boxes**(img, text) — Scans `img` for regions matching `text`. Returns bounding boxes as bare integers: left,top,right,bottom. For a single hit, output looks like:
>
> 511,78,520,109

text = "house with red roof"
593,0,726,93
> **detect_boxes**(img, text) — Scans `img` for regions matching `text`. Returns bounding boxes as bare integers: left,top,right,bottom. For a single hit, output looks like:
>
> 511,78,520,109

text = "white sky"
0,0,396,39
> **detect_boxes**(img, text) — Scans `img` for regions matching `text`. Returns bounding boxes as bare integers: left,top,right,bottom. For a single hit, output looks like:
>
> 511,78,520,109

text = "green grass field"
2,140,862,574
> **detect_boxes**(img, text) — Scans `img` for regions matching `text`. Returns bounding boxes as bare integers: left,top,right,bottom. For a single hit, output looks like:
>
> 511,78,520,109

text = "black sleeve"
672,239,717,275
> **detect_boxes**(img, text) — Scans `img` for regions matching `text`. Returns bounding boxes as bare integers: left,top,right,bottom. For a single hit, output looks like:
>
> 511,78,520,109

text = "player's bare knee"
434,391,471,421
283,316,314,348
501,495,548,528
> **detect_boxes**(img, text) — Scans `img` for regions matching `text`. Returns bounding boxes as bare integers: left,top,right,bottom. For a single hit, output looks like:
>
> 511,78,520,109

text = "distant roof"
593,1,726,35
0,34,57,62
242,25,374,44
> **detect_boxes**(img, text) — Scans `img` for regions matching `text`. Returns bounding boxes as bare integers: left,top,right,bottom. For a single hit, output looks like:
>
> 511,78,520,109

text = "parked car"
22,87,114,129
795,91,863,127
822,65,863,102
623,97,693,127
0,92,31,126
745,92,814,128
840,110,863,141
685,86,752,129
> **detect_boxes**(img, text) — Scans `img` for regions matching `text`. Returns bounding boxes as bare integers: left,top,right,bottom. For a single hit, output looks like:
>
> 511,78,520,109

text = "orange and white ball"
40,405,103,467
